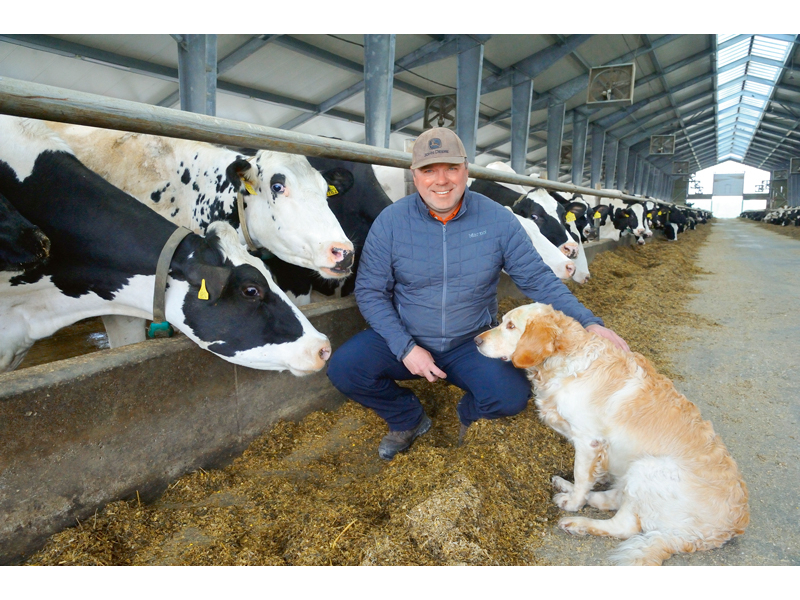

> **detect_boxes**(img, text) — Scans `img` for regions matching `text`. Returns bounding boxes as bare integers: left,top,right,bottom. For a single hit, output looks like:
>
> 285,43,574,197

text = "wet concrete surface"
535,219,800,566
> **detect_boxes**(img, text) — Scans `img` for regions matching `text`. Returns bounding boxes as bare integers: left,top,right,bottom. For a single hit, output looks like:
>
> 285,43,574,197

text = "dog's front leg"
554,438,607,512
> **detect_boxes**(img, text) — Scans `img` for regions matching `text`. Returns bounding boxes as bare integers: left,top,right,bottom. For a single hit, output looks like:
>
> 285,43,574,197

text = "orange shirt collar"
429,198,463,225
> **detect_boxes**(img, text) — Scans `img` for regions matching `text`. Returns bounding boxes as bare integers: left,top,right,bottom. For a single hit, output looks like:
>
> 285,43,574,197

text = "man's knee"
327,343,356,395
477,369,531,418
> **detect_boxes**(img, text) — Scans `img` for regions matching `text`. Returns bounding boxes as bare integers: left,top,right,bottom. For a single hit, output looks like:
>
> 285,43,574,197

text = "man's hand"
586,324,630,352
403,345,447,382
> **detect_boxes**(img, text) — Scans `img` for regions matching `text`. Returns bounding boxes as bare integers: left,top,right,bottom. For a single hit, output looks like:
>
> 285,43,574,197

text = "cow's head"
513,189,578,258
226,152,354,280
166,222,332,375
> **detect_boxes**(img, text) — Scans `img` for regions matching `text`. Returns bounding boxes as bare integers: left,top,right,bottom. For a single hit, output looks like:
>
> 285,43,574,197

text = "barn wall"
0,235,635,564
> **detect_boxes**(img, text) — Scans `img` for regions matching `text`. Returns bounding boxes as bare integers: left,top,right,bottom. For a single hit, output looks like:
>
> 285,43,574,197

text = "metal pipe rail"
0,76,664,205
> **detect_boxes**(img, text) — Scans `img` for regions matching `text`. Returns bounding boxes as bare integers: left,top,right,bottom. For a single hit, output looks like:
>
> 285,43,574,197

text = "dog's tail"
608,532,689,566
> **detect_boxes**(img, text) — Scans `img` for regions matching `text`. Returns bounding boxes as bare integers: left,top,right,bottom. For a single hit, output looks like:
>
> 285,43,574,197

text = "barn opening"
687,160,770,217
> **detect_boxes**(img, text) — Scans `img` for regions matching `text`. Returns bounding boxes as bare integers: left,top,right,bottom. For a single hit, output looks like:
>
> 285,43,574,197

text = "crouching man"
327,128,628,460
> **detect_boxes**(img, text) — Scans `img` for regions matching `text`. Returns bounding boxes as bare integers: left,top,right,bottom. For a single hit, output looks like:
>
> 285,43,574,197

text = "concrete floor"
535,219,800,566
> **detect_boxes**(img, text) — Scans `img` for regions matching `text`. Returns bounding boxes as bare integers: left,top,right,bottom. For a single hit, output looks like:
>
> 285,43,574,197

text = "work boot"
378,414,432,460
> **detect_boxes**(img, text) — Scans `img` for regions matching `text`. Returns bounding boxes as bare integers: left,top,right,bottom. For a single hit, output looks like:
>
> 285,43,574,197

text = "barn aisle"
535,219,800,567
666,218,800,566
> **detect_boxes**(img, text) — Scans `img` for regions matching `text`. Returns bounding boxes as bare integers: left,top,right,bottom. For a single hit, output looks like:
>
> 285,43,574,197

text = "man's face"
412,161,469,217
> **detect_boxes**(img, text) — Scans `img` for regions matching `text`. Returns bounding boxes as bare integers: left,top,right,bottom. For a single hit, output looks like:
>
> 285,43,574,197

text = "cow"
663,205,688,241
0,116,331,375
511,188,580,258
45,121,355,345
263,156,394,304
1,191,50,272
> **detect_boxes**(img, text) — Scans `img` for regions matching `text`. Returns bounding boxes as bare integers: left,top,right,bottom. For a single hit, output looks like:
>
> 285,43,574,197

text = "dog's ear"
512,318,559,368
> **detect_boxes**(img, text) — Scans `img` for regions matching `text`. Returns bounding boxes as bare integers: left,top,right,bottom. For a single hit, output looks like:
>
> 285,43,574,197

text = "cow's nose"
319,344,331,362
474,335,484,347
335,248,354,270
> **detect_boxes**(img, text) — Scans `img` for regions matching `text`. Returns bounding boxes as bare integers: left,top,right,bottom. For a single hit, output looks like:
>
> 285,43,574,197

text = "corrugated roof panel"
715,34,794,165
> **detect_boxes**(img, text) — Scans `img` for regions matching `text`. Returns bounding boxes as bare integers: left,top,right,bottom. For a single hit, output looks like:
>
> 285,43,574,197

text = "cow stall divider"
0,76,645,564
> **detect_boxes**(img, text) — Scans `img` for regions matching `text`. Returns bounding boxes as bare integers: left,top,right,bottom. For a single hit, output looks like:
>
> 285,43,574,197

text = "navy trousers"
327,328,531,432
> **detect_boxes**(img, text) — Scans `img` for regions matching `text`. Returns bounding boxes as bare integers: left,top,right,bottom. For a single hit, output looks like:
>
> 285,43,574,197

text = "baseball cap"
410,127,468,170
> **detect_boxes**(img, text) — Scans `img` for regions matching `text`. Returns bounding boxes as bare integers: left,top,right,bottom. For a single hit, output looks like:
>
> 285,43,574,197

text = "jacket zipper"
441,223,447,351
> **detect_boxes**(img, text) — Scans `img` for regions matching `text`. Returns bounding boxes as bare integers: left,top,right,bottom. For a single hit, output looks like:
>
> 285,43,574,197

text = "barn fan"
424,94,457,130
672,161,690,175
773,169,788,180
790,158,800,174
586,64,635,107
650,135,676,155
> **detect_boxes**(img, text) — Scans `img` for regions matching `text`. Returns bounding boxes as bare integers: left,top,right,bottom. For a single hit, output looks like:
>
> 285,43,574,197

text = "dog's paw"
552,475,574,493
553,492,586,512
558,517,589,536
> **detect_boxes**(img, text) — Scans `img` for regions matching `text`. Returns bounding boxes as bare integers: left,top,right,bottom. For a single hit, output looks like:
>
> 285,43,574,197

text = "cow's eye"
271,182,285,194
241,284,264,300
530,214,538,221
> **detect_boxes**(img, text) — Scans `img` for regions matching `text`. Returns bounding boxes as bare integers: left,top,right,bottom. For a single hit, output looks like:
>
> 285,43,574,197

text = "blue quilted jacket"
354,188,603,361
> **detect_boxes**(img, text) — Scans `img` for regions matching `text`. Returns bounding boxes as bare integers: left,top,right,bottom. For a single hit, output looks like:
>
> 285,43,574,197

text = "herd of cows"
739,206,800,225
0,116,711,376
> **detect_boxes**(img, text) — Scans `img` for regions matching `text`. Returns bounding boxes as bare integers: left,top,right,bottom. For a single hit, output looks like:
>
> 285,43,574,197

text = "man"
327,127,628,460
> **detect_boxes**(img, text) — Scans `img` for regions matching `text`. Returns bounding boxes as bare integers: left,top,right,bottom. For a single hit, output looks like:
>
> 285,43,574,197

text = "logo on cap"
429,138,442,150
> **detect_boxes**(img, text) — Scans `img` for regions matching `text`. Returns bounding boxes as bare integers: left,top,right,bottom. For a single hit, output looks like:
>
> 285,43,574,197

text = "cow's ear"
321,167,354,197
183,262,232,304
226,158,257,194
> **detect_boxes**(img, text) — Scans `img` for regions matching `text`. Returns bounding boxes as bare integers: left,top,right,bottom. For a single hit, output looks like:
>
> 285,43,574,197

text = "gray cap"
410,127,468,170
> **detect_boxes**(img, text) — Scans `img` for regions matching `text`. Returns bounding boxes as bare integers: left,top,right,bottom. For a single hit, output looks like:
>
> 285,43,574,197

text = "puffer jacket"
354,188,603,361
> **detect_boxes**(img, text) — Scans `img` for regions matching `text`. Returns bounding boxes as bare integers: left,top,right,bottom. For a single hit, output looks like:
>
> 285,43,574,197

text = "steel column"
363,35,396,148
590,124,605,189
176,35,217,116
625,147,637,193
547,102,566,181
616,144,630,192
510,78,533,174
571,111,588,185
604,136,619,190
457,41,484,162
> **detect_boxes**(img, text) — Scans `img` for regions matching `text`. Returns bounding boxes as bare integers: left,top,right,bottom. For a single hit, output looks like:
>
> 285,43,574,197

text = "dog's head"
475,303,562,368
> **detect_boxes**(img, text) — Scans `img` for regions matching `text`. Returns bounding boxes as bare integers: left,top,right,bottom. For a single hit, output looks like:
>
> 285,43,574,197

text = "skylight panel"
714,34,795,166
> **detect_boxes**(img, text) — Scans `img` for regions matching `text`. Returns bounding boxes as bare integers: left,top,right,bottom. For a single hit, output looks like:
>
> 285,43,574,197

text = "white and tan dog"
475,303,749,565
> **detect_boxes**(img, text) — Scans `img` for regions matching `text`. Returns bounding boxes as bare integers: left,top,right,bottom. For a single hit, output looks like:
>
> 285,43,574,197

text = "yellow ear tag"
243,182,256,195
327,184,339,197
565,212,576,222
647,212,652,218
198,279,209,300
593,211,601,219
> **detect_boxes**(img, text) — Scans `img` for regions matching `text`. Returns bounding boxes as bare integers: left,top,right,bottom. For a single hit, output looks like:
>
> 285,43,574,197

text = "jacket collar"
414,187,472,222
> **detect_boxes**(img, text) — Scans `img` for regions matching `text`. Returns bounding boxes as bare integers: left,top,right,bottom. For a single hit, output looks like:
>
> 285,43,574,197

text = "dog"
475,303,749,566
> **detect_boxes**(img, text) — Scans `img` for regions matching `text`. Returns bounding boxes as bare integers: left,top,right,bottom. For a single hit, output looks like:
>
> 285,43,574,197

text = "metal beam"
176,34,217,116
481,34,594,95
571,111,589,185
590,124,605,189
457,42,484,162
604,135,618,189
363,35,395,148
510,78,533,174
547,102,566,181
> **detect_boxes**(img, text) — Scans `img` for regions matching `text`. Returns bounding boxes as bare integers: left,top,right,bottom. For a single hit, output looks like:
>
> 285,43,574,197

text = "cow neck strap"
153,226,193,324
237,186,259,252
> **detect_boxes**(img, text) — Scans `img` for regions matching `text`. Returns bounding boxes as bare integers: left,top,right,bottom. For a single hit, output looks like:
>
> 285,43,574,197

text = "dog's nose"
474,335,484,347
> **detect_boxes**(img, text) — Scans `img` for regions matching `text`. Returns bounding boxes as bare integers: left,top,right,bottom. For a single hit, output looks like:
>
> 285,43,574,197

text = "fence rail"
0,76,659,204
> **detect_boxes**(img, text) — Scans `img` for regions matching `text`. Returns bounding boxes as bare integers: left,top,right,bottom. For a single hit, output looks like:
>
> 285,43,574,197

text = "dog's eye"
506,322,516,330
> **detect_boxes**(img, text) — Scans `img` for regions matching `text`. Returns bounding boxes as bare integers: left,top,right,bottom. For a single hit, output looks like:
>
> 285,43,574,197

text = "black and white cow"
45,121,354,345
511,188,580,258
0,116,331,375
1,191,50,272
263,156,394,303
